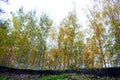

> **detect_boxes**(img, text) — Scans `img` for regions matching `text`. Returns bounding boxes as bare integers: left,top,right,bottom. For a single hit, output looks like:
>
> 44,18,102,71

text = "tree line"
0,0,120,70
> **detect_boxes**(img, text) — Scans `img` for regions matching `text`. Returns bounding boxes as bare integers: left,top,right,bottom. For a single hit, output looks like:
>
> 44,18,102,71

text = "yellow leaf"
12,17,20,29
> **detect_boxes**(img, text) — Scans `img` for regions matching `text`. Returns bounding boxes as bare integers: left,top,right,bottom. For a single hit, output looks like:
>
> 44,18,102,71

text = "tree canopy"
0,0,120,70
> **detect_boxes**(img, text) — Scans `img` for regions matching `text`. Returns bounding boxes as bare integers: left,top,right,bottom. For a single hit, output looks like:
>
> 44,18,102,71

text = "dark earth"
0,66,120,80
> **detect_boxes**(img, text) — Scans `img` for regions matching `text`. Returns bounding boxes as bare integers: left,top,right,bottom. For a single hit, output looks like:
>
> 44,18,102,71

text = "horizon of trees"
0,0,120,70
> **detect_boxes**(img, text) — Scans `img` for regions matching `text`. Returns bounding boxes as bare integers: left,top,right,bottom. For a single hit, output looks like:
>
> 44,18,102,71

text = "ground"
0,66,120,80
0,73,119,80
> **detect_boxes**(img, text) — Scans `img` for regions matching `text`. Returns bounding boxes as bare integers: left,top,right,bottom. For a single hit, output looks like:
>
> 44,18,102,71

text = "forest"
0,0,120,71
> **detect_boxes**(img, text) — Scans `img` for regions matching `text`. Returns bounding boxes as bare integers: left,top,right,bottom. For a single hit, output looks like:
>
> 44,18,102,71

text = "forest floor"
0,66,120,80
0,73,119,80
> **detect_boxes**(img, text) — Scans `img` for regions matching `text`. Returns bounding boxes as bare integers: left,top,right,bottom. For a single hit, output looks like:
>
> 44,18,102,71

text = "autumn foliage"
0,0,120,70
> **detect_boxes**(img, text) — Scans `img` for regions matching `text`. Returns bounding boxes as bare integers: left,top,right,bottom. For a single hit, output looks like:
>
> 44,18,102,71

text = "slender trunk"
33,51,38,69
58,36,62,70
98,39,107,68
26,45,32,69
40,54,43,69
57,48,60,69
41,41,45,70
57,54,61,69
6,48,12,67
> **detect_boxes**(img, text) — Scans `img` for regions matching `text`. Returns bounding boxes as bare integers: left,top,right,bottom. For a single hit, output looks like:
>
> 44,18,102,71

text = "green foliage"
0,76,5,80
36,74,68,80
0,74,10,80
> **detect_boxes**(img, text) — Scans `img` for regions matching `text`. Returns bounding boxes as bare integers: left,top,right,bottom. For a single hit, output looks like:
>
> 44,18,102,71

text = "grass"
0,75,10,80
36,74,114,80
36,74,68,80
0,76,5,80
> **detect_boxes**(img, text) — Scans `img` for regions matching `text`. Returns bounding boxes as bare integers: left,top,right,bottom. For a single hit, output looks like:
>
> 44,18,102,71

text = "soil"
0,66,120,80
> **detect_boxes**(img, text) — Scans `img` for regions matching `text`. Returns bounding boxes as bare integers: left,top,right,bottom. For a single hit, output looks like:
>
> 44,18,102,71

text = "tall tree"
87,5,107,68
0,20,12,66
38,13,53,69
101,0,120,67
57,12,84,69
